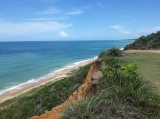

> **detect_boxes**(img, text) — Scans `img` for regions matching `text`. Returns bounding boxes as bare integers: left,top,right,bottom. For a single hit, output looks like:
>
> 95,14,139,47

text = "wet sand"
0,58,96,103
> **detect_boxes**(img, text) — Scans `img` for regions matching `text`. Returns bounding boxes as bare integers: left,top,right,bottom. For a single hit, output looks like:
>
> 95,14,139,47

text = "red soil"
31,61,100,119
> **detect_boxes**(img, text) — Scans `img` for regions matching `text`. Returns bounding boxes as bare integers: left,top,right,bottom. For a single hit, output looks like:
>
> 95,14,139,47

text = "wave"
120,47,124,51
0,56,98,95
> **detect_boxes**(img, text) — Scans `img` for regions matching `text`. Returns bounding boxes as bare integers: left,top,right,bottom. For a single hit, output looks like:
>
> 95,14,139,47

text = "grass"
60,49,160,119
120,52,160,94
0,64,90,119
1,49,160,119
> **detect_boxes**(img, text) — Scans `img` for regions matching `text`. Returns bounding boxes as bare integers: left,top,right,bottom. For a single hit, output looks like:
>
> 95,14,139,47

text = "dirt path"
123,50,160,54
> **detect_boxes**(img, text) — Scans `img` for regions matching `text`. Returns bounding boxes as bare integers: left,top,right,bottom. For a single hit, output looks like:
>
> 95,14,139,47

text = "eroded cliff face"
31,59,102,119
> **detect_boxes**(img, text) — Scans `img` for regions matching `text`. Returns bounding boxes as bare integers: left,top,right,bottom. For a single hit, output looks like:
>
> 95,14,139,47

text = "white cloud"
111,25,124,30
27,17,67,21
121,31,131,34
66,10,83,15
0,21,72,37
58,31,69,37
37,7,61,14
111,24,131,34
135,26,160,36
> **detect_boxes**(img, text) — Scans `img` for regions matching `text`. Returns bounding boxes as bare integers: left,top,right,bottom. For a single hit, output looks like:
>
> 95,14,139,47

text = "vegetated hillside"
31,58,102,119
60,48,160,119
1,48,160,119
122,51,160,94
124,31,160,50
0,64,90,119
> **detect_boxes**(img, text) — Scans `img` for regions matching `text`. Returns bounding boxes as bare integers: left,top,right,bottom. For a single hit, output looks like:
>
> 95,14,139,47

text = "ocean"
0,40,132,94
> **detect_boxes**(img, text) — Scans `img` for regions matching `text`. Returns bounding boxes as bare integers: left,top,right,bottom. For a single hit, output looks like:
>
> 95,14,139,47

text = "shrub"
0,64,91,119
60,56,160,119
99,48,122,58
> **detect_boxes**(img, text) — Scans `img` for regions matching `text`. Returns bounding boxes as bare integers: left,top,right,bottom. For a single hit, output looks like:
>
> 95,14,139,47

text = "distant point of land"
124,31,160,50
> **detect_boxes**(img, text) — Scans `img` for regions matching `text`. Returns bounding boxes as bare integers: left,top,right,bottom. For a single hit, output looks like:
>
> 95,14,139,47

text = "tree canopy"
124,31,160,50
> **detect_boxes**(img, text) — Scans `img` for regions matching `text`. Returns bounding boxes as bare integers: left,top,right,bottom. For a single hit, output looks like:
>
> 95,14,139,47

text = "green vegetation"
60,48,160,119
124,31,160,50
0,64,90,119
1,48,160,119
120,52,160,94
99,47,122,58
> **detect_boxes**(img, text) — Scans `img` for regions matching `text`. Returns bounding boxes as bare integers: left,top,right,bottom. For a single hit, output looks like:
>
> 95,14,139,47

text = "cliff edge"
31,59,102,119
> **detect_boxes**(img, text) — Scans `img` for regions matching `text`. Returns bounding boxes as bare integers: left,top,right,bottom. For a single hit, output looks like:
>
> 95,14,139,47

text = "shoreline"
0,57,97,103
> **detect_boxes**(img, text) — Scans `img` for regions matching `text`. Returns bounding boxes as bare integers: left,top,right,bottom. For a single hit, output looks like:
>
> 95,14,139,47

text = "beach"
2,49,159,103
0,58,96,103
0,41,132,104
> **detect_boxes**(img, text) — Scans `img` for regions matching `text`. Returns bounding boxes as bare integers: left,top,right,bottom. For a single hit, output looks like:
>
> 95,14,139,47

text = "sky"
0,0,160,41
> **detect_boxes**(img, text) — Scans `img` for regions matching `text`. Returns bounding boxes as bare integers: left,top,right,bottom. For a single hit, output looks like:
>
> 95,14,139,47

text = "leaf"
102,61,106,66
128,63,138,72
121,66,127,72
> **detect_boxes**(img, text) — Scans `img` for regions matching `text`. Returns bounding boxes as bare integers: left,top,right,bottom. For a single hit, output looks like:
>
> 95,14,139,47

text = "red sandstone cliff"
31,60,102,119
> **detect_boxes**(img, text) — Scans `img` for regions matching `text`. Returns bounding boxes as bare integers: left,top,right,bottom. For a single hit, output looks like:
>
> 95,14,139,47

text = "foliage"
0,64,90,119
121,63,138,76
124,31,160,50
60,50,160,119
120,52,160,94
1,48,160,119
99,47,122,58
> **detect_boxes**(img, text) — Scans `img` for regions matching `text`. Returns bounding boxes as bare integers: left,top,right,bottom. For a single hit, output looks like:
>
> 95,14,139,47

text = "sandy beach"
0,58,96,103
1,50,159,103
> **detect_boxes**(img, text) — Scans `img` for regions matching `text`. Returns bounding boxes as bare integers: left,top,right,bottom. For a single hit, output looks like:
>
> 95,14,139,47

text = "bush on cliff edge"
60,49,160,119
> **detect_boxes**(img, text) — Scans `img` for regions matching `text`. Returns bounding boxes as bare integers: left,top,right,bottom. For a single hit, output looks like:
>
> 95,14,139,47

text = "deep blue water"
0,40,132,94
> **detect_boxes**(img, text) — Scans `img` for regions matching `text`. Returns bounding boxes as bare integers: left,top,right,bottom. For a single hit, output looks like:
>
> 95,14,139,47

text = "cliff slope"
31,59,102,119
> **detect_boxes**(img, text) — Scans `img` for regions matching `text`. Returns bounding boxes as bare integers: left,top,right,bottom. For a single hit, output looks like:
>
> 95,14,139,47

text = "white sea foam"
120,47,124,51
0,56,97,95
0,78,39,95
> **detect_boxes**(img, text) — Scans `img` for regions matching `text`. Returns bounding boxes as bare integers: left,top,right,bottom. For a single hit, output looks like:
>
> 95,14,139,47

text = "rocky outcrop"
31,59,103,119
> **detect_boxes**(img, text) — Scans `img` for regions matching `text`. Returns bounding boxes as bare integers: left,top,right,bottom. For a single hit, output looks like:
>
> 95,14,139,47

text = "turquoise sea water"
0,40,132,94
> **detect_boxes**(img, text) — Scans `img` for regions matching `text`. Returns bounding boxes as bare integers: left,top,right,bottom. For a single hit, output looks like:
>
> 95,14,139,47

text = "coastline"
0,57,97,103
